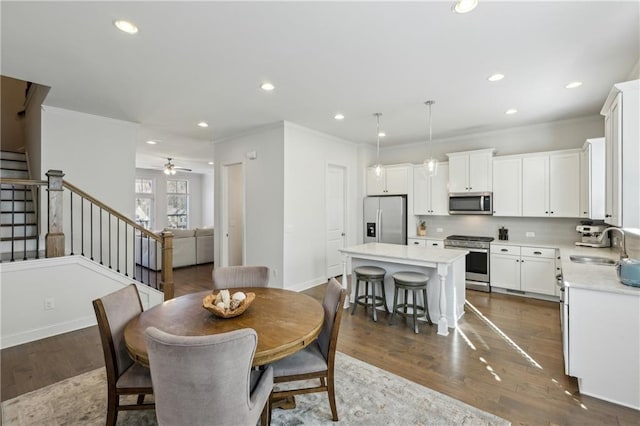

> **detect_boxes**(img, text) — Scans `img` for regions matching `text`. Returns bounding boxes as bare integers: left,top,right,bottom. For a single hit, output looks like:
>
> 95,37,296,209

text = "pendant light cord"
375,112,382,165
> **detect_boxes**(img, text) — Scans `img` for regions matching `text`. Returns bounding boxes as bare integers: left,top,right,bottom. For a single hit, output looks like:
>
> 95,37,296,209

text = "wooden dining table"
124,287,325,367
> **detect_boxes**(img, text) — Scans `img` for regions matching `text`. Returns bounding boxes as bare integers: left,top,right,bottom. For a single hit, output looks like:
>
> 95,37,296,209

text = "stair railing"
0,170,175,300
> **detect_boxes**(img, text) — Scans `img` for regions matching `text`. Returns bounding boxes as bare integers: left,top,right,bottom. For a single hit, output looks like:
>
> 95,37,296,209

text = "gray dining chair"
269,277,347,421
212,265,270,289
92,284,155,426
145,327,273,426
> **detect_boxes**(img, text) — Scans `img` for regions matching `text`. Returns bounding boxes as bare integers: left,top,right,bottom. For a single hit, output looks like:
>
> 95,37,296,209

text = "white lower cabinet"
407,238,443,248
491,244,557,296
408,238,426,247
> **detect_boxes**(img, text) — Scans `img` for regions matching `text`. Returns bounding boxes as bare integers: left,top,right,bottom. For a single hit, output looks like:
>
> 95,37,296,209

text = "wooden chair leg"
261,394,271,426
327,374,339,421
106,391,118,426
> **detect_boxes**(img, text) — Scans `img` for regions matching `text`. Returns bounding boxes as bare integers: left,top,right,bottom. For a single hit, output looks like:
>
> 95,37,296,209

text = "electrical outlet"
436,228,443,233
526,232,535,238
44,297,55,310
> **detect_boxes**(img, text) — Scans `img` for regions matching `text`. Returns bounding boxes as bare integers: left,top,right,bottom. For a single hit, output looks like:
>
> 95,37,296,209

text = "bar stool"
350,266,387,322
388,271,432,333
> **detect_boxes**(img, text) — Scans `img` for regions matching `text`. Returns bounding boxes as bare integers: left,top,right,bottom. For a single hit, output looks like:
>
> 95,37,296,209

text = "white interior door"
222,163,244,267
326,164,346,278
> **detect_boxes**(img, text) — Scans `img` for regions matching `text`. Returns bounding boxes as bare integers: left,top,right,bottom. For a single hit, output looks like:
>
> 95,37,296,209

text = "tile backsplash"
416,216,582,246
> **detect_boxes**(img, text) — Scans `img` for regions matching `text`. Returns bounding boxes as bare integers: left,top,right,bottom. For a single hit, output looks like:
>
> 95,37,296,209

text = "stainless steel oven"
444,235,494,292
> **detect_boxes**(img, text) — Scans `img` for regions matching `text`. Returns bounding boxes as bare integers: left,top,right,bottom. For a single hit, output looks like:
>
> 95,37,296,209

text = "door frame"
221,162,246,267
325,162,348,279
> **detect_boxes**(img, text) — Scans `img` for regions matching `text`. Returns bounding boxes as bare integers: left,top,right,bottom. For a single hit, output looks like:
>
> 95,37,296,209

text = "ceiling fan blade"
174,166,192,172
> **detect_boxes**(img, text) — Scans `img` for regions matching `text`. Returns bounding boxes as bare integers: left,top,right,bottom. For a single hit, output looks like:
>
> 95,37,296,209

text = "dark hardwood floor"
2,264,637,424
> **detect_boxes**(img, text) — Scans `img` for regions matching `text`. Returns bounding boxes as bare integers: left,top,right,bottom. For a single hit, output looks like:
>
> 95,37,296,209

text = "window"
167,179,189,229
135,178,154,229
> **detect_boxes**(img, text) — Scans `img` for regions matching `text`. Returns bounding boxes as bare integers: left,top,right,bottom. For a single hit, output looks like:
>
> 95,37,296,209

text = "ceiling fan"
162,158,192,175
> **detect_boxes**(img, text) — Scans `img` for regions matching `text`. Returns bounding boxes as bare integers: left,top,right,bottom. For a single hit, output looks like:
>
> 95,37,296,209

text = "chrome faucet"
599,227,628,259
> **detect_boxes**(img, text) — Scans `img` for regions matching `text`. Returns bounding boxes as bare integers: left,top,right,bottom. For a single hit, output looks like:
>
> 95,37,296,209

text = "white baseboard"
285,276,327,292
1,315,96,349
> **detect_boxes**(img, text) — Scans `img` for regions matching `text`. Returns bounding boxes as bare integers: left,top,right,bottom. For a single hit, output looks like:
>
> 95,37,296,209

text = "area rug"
2,352,509,425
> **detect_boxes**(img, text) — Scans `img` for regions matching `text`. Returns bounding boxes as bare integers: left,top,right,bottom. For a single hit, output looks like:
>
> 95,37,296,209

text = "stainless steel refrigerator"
363,196,407,245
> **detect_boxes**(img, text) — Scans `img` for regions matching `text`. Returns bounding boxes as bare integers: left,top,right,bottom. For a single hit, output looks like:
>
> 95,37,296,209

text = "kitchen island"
339,243,467,336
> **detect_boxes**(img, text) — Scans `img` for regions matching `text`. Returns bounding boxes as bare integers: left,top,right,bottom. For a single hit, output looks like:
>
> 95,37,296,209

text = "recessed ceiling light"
565,81,583,89
505,108,518,115
145,140,157,145
197,121,209,128
488,73,505,82
260,82,275,91
452,0,478,14
113,20,138,35
378,132,386,137
334,113,345,120
208,161,214,165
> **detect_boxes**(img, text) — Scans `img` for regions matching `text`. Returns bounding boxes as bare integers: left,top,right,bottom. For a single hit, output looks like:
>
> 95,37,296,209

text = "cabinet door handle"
501,248,508,252
516,259,519,262
534,251,542,255
545,211,549,214
550,211,554,214
413,242,420,245
432,243,438,246
521,259,525,263
605,214,612,218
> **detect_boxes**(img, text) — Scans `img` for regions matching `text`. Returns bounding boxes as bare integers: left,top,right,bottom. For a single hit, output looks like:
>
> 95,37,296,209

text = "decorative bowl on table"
202,290,255,318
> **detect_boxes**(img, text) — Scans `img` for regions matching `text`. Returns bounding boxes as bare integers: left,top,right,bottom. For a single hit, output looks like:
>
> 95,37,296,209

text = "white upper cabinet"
549,151,581,217
522,150,580,218
579,138,605,220
413,163,449,215
492,156,522,216
366,165,409,195
522,155,549,217
447,149,495,193
601,80,639,228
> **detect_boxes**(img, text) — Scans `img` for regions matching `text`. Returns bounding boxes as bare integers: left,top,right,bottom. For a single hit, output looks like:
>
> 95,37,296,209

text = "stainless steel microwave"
449,192,493,215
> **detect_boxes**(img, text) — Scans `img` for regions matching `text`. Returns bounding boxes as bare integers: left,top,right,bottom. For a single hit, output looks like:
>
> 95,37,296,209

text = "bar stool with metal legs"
350,266,387,322
388,271,433,333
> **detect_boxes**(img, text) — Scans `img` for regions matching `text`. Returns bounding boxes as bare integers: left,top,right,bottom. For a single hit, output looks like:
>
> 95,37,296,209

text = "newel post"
161,231,174,300
45,170,65,258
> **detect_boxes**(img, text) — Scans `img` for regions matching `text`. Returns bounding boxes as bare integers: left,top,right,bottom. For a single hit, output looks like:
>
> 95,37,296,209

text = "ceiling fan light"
171,168,177,175
164,168,171,175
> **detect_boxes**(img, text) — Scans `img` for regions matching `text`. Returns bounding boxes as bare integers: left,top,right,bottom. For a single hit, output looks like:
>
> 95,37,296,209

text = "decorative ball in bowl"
202,290,255,318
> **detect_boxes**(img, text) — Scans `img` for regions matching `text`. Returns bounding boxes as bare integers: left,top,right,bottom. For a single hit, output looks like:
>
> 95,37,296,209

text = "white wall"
379,115,604,165
24,85,50,178
0,256,164,348
41,106,137,216
283,122,359,290
135,168,207,230
213,123,285,286
202,171,215,228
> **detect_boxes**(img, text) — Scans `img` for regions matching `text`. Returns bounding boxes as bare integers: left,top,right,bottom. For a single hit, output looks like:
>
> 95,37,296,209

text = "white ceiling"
2,1,638,172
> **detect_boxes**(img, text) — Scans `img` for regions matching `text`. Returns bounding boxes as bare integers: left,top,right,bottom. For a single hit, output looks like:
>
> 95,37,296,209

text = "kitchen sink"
570,255,617,266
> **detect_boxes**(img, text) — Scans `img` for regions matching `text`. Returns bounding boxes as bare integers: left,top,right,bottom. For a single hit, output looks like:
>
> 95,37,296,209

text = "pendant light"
373,113,383,178
423,100,438,177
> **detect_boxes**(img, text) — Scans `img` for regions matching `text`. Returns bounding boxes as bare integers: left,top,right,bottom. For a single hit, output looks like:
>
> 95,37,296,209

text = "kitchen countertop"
490,239,565,249
560,245,640,297
408,235,445,241
340,242,467,264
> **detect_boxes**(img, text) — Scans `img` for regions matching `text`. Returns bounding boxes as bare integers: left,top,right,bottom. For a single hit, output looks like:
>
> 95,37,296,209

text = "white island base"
340,243,467,336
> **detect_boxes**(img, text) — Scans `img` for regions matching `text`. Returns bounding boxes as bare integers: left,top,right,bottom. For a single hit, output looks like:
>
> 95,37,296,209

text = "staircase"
1,151,39,261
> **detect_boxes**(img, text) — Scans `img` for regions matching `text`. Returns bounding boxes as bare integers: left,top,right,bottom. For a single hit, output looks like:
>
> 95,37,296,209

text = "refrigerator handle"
376,209,381,243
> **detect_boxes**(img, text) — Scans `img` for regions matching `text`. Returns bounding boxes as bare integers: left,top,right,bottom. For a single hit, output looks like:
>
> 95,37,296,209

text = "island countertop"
339,242,468,265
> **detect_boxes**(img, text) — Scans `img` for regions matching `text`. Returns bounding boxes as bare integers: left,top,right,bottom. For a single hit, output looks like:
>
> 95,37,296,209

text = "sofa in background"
135,227,214,270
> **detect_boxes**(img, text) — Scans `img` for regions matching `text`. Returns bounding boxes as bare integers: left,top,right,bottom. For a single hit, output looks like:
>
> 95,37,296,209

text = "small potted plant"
417,220,426,236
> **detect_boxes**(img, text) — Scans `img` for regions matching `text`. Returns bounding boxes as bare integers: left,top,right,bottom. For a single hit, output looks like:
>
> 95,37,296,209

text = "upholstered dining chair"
212,265,270,289
145,327,273,426
92,284,154,426
269,277,347,421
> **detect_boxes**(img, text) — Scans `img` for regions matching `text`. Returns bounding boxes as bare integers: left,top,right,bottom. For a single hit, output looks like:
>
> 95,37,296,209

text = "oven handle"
467,248,488,253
